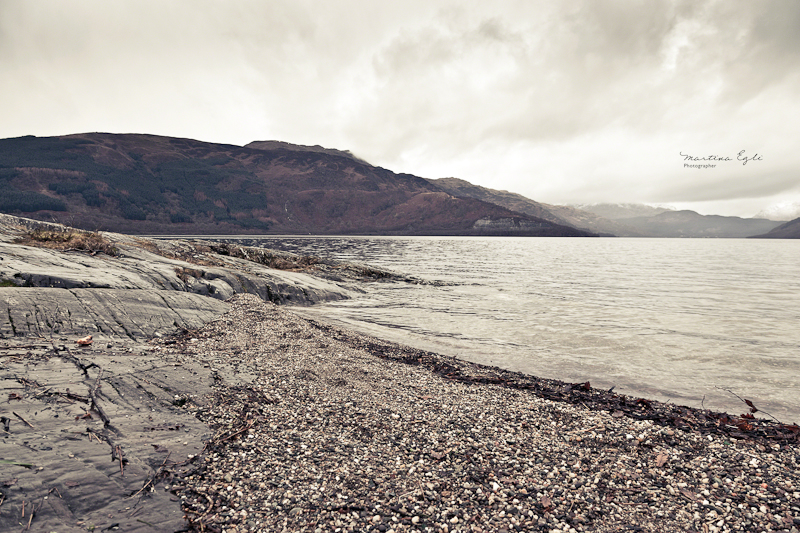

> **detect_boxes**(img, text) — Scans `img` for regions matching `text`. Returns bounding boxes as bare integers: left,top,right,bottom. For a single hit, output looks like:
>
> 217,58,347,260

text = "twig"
23,493,49,531
128,506,143,517
0,344,49,350
34,389,89,404
185,492,216,526
715,387,781,423
214,420,255,444
131,453,172,498
13,411,34,428
115,445,125,477
398,488,419,500
16,377,42,389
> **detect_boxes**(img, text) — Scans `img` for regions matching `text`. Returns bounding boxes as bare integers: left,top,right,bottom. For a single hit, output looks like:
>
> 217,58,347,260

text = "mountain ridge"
425,180,784,238
749,217,800,238
426,177,648,236
425,177,568,225
621,210,781,238
245,140,369,165
571,203,675,220
1,132,791,238
0,133,593,237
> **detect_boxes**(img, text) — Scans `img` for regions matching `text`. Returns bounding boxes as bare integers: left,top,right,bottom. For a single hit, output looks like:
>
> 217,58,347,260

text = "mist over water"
230,236,800,423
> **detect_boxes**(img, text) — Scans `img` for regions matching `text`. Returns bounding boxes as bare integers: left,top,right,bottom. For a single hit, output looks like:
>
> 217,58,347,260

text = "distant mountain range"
571,203,675,220
427,180,652,237
611,209,780,238
749,217,800,238
428,182,786,238
0,132,795,238
571,203,783,238
0,133,590,236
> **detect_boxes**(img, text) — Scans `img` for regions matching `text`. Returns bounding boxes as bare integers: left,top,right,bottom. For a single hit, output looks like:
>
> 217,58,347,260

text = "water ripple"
246,236,800,423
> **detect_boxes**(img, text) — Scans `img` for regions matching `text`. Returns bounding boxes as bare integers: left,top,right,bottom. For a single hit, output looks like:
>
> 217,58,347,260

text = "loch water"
224,236,800,423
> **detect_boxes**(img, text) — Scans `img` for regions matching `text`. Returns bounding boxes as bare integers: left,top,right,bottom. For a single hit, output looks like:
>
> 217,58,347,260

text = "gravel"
152,294,799,533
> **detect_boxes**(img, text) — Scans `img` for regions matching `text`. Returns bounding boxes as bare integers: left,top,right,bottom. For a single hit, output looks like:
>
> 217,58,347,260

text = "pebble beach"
159,294,800,533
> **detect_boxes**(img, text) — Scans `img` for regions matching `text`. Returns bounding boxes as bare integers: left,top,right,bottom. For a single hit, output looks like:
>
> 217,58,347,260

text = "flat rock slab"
0,335,253,533
0,287,230,340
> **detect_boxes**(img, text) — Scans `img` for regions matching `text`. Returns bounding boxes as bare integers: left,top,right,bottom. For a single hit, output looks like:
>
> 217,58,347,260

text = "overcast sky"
2,1,799,217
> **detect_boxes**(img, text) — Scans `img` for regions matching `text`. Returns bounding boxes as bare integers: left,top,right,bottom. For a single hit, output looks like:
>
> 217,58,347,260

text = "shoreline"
2,295,799,532
153,296,800,532
292,307,799,447
291,305,798,426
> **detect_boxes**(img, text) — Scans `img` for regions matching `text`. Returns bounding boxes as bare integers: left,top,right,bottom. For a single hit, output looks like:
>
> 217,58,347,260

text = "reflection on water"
227,236,800,422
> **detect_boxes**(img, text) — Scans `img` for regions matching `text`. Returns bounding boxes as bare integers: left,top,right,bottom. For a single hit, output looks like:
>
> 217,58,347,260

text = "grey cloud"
494,1,800,140
361,1,694,150
721,2,800,104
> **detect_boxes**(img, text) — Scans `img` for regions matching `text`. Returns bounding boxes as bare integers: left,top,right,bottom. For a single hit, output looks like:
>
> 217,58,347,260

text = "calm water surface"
229,237,800,422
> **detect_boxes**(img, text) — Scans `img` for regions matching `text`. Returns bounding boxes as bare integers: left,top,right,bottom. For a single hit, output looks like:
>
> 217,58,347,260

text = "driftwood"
12,411,33,428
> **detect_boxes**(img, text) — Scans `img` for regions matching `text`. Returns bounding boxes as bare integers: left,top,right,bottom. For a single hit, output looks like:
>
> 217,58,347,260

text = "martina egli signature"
679,150,763,165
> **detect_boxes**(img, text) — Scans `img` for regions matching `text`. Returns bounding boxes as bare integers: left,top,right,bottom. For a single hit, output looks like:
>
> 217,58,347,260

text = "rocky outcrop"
1,240,353,304
0,213,365,531
0,214,357,340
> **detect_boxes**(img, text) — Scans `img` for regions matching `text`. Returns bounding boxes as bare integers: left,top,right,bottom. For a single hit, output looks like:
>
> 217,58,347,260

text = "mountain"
622,210,781,238
754,202,800,222
569,203,787,237
749,217,800,238
572,203,675,219
427,178,648,237
426,178,568,225
534,204,654,237
245,140,369,164
0,133,593,237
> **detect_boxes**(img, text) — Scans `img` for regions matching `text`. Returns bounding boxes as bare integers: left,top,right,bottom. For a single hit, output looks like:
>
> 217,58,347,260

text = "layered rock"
0,214,355,340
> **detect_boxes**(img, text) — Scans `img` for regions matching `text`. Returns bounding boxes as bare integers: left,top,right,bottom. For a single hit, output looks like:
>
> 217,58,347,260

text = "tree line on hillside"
0,136,273,229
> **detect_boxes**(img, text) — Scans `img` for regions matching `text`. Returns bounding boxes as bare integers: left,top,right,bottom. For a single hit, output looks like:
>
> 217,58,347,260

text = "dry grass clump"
175,266,204,282
15,228,118,256
209,242,321,271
